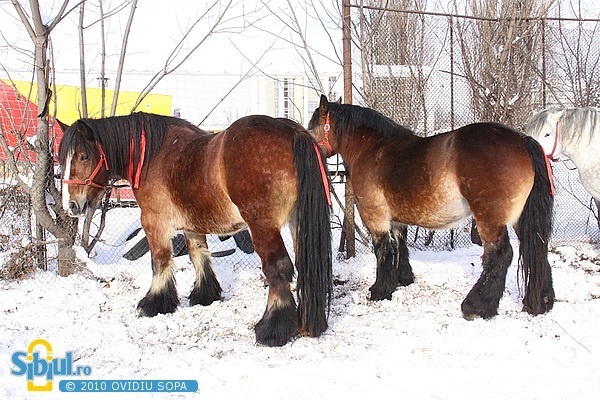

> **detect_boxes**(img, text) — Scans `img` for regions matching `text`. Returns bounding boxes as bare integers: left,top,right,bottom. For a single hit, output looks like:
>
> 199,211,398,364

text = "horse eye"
79,153,89,161
544,132,551,137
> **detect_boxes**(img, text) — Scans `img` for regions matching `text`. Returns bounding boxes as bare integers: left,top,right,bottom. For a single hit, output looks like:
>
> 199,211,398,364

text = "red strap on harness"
544,152,555,196
128,121,147,189
313,143,332,206
542,122,558,196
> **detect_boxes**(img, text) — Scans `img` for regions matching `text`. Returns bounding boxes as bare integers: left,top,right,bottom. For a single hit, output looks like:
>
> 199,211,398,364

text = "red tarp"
0,80,63,162
0,81,134,200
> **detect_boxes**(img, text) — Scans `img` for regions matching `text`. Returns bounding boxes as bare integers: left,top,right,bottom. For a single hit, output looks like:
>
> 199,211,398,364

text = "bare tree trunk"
11,0,78,275
342,0,356,258
35,221,46,270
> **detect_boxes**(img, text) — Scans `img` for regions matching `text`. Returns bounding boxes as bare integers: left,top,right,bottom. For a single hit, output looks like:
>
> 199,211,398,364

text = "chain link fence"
346,2,600,251
0,181,37,280
1,3,600,282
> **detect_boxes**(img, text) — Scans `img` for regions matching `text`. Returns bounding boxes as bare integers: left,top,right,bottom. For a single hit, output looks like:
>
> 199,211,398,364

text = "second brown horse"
309,95,554,319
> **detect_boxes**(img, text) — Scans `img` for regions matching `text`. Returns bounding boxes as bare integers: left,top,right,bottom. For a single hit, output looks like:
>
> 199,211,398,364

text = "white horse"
525,106,600,228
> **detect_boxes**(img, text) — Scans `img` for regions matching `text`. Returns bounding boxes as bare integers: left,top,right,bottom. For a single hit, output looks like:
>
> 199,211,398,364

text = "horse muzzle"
66,199,89,217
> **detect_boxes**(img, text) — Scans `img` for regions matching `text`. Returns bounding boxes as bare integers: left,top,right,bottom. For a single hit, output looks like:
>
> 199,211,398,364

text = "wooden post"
342,0,356,258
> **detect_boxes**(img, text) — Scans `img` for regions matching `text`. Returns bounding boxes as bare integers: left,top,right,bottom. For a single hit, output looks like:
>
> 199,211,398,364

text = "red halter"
547,120,560,162
538,120,559,197
318,112,334,154
63,122,147,192
62,143,109,190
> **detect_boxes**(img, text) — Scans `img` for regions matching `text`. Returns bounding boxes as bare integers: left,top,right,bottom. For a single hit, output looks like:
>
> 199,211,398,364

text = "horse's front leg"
185,232,222,306
137,226,179,317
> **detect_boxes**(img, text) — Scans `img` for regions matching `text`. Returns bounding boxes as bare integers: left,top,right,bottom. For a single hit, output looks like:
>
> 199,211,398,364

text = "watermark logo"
10,339,92,392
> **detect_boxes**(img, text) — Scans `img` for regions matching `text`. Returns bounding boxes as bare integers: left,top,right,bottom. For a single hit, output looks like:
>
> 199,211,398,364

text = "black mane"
59,112,198,181
309,101,415,148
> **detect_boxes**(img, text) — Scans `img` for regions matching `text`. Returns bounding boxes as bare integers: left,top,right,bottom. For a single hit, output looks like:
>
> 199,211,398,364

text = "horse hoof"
369,285,394,301
137,291,179,317
461,298,498,320
254,304,298,347
522,293,554,316
398,272,415,287
188,281,222,307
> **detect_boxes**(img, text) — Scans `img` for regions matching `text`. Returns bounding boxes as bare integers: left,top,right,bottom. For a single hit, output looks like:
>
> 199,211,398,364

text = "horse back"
451,122,535,186
356,122,536,229
137,116,300,233
450,123,536,226
134,123,232,230
221,116,299,224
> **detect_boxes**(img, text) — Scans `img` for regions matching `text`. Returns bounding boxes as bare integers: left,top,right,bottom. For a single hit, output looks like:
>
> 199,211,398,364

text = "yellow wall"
6,80,172,124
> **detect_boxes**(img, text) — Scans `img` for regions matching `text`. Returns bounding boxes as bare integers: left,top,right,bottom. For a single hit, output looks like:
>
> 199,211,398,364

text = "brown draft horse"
58,112,332,346
308,95,554,319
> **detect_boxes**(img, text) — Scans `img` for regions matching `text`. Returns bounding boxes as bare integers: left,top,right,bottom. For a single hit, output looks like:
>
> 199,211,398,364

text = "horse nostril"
69,200,79,215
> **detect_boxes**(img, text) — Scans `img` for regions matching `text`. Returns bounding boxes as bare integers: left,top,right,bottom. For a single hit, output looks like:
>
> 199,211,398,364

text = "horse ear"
335,97,342,104
76,120,95,141
319,94,330,115
547,109,565,126
56,119,70,132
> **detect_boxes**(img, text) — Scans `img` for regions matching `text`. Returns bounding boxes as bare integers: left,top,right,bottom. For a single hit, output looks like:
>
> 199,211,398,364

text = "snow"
2,162,599,399
2,226,600,399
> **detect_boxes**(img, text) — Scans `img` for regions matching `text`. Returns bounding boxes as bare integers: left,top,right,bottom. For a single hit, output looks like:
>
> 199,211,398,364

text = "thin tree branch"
110,0,138,116
10,0,36,40
131,0,234,111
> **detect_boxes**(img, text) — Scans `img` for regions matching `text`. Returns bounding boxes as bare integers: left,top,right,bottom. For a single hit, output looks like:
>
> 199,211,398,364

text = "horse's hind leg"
461,225,513,320
137,224,179,317
392,222,414,286
185,232,222,306
251,225,297,347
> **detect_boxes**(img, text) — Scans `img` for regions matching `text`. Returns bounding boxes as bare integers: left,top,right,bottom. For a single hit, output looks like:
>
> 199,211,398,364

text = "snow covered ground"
2,235,600,399
2,162,599,399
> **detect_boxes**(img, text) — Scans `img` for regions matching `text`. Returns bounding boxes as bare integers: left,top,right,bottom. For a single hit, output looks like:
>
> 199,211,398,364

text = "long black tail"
518,136,555,315
292,131,332,337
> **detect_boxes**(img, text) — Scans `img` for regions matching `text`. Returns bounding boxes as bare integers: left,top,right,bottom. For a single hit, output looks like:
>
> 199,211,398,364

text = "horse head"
58,120,110,217
526,108,565,160
307,94,341,157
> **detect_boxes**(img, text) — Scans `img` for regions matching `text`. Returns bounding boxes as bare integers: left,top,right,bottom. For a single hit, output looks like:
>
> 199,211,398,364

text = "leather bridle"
62,143,109,190
547,120,559,161
318,112,334,154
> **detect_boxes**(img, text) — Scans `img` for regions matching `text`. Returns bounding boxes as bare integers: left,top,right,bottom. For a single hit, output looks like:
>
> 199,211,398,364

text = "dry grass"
1,242,37,280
